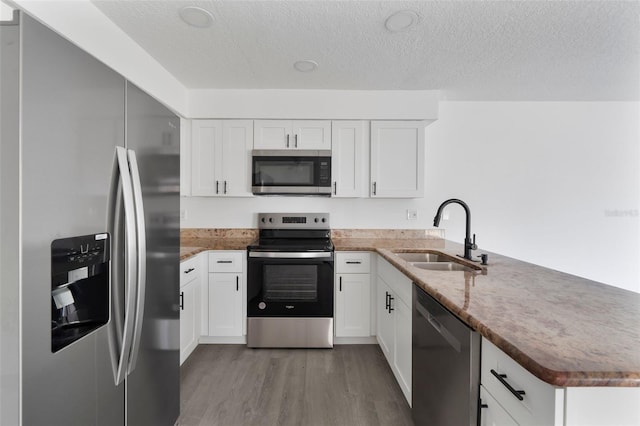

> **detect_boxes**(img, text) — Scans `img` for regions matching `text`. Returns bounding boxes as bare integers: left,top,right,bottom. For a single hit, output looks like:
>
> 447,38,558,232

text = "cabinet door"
293,120,331,150
221,120,253,197
331,121,367,197
376,276,394,362
179,279,199,365
480,386,520,426
370,121,425,198
254,120,291,149
393,295,412,405
335,273,371,337
191,120,223,195
208,273,243,337
180,118,191,196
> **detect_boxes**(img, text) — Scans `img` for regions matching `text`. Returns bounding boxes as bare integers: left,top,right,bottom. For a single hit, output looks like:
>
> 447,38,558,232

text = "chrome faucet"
433,198,478,261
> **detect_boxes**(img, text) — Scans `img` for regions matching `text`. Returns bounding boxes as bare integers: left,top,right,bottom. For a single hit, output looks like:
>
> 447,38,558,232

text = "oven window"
253,159,315,186
263,264,318,302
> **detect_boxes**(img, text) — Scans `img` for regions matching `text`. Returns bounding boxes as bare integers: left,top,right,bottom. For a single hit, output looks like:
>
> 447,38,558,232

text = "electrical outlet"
180,209,187,220
407,209,418,220
443,211,450,221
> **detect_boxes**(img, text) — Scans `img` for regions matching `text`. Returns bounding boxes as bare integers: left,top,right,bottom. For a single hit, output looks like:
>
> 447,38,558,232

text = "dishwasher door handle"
416,303,462,353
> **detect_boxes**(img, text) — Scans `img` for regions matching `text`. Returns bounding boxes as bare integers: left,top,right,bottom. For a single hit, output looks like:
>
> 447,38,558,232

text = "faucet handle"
471,234,478,250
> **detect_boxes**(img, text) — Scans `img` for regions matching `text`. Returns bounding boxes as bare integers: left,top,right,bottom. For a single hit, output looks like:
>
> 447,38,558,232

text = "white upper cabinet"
254,120,331,150
331,120,368,198
370,120,425,198
221,120,253,197
190,119,253,197
179,118,191,196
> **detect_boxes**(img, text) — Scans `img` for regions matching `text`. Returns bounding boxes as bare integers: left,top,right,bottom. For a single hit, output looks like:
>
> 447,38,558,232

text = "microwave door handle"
108,146,138,386
126,149,147,375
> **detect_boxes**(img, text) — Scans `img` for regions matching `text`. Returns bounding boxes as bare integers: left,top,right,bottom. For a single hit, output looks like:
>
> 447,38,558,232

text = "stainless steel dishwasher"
412,284,481,426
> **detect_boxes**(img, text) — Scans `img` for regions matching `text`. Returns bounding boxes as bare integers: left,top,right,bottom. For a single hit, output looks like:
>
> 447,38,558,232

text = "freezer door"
124,82,180,426
19,13,125,426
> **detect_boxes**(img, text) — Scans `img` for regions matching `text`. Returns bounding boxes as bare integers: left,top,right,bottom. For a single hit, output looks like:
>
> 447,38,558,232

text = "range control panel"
258,213,330,230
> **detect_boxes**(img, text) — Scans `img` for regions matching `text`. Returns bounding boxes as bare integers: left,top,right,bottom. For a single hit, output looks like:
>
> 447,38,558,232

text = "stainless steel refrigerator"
1,11,180,426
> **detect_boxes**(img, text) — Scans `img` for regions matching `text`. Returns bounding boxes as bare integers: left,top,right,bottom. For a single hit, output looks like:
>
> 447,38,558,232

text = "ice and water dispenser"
51,233,110,352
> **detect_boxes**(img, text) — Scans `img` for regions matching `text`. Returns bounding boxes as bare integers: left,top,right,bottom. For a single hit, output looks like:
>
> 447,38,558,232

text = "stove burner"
249,213,333,253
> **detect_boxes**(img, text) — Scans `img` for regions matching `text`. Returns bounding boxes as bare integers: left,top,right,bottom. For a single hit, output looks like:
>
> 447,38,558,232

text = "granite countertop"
334,238,640,388
180,238,255,260
180,231,640,387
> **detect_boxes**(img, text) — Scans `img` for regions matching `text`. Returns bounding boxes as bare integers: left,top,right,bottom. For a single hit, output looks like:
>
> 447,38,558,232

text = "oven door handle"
248,251,333,259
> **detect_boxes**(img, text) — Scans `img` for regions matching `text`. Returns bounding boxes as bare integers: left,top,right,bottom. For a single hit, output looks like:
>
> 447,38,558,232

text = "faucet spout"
433,198,477,261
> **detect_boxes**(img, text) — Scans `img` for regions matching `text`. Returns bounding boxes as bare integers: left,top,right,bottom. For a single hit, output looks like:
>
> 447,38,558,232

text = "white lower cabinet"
392,295,412,399
480,385,520,426
208,272,243,336
376,277,394,357
179,278,199,364
482,338,640,426
482,338,561,426
335,273,370,337
180,253,203,365
335,252,371,337
376,256,412,405
206,251,246,340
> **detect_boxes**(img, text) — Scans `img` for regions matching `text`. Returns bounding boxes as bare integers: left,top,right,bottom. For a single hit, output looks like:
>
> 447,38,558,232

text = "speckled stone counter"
180,228,640,387
180,228,257,260
335,238,640,387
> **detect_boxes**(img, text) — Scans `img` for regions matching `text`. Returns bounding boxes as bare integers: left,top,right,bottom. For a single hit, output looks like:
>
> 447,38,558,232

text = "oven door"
247,252,334,317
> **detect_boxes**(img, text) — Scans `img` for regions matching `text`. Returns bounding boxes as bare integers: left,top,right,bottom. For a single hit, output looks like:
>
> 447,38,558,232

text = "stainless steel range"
247,213,334,348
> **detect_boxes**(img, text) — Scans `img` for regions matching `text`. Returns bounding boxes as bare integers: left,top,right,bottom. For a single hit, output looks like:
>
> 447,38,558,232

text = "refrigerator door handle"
108,146,138,386
127,149,147,374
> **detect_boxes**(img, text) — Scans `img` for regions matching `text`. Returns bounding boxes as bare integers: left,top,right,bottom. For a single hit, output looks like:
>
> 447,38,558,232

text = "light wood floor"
178,344,413,426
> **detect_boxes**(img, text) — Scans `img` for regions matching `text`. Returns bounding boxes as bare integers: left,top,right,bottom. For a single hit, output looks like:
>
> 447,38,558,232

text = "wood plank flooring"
178,345,413,426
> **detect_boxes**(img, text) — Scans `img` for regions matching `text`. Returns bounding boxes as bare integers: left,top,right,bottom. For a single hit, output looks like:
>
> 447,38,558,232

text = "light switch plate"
407,209,418,220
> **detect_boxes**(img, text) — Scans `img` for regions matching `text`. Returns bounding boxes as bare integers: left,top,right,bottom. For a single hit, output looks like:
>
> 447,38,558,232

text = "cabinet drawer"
481,339,559,426
335,252,371,274
377,256,412,306
480,385,519,426
209,251,243,273
180,255,200,287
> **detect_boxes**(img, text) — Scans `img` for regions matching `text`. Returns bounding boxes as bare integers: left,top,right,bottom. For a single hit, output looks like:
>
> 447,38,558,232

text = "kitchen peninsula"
181,228,640,424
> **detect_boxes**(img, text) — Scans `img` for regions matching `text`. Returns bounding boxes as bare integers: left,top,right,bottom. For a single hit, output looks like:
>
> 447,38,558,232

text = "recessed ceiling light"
385,10,420,32
179,6,214,28
293,60,318,73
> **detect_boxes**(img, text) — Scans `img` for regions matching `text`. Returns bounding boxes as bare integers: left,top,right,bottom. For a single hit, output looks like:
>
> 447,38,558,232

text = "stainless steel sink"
409,261,479,272
394,250,483,272
394,252,451,263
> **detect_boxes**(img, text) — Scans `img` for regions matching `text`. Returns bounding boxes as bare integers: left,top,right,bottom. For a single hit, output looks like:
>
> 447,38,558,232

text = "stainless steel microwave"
251,150,331,195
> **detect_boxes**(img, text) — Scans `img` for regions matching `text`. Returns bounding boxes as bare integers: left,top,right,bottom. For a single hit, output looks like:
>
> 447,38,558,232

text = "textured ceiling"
92,1,640,101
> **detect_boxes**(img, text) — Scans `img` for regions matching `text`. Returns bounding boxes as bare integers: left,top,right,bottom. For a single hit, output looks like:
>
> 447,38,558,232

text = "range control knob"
321,218,326,223
314,218,319,223
261,217,266,223
269,218,273,223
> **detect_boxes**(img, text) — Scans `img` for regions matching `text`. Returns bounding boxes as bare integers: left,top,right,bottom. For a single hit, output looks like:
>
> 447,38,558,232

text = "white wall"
181,101,640,293
428,102,639,293
189,89,440,120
